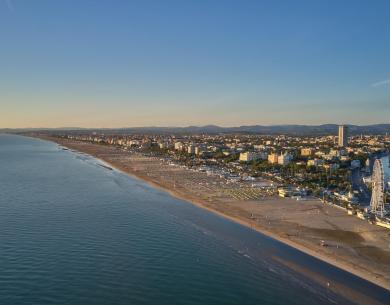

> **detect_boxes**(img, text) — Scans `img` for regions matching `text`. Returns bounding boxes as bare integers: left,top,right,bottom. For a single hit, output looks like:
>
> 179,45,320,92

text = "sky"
1,0,390,128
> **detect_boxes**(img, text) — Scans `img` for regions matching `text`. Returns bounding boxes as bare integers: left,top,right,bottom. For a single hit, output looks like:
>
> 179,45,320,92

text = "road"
351,167,371,205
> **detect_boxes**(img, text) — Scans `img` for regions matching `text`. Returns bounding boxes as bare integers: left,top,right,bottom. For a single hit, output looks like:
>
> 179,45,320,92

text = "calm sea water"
0,134,388,305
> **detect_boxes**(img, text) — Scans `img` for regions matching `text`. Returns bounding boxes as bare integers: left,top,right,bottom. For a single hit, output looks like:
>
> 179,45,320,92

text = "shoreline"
36,136,390,297
102,161,390,290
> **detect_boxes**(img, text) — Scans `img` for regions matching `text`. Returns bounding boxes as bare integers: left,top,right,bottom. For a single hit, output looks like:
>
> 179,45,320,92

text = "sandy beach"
38,136,390,296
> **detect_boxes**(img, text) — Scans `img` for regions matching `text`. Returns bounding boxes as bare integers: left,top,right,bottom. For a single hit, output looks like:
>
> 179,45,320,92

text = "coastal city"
40,125,390,229
3,1,390,304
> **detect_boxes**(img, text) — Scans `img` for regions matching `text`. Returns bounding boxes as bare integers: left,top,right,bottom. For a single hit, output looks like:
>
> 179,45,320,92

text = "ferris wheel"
370,159,386,217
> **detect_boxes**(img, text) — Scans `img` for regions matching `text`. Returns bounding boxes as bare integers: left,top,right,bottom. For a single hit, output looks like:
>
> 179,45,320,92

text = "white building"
239,152,265,162
159,142,168,149
187,145,195,154
338,125,349,147
174,142,184,151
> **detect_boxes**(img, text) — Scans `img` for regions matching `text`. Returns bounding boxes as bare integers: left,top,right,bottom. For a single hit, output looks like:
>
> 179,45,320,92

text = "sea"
0,134,388,305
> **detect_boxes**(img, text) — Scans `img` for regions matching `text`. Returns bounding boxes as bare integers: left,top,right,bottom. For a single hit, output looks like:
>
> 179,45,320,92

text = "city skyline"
1,1,390,128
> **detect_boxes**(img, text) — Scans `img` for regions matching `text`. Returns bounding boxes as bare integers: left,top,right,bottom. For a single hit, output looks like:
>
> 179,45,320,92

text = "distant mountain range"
2,124,390,135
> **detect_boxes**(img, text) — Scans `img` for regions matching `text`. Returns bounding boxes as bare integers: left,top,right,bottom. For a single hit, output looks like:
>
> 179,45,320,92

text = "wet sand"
38,137,390,295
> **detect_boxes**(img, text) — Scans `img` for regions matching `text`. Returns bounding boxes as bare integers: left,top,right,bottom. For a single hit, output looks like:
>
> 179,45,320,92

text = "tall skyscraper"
338,125,348,147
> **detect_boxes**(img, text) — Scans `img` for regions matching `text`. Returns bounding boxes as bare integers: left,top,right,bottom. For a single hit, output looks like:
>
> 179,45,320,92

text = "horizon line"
2,123,390,130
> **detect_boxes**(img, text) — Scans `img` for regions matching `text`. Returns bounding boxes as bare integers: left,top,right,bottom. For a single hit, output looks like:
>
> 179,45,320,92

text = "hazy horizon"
3,120,390,131
1,1,390,128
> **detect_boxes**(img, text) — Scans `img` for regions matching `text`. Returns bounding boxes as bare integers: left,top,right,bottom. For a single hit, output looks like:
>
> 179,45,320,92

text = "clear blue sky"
1,0,390,128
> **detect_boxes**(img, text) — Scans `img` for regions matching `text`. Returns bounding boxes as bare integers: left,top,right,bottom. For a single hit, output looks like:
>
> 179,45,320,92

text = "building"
194,146,202,155
254,144,266,150
338,125,349,147
141,139,152,149
268,153,279,164
301,148,314,156
158,142,168,149
239,151,265,162
174,142,183,151
240,152,253,162
278,187,305,198
324,163,339,172
187,145,195,154
351,159,361,168
307,158,324,167
278,153,293,166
